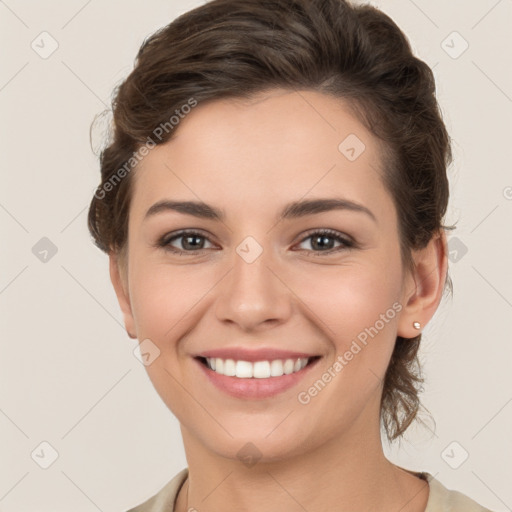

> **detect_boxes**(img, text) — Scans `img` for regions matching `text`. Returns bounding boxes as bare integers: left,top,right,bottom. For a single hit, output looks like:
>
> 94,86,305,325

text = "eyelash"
157,229,355,257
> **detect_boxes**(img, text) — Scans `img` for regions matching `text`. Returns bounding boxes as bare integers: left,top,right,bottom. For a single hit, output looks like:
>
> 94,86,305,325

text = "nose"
214,243,293,333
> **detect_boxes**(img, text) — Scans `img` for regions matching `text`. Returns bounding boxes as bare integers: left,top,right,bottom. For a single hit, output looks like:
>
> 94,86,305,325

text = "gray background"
1,0,511,510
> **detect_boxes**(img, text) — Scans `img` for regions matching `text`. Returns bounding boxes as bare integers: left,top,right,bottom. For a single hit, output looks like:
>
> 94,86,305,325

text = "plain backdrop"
1,0,511,511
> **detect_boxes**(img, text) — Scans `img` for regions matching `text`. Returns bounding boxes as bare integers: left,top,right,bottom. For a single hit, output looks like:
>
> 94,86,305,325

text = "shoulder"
125,468,189,512
423,473,495,512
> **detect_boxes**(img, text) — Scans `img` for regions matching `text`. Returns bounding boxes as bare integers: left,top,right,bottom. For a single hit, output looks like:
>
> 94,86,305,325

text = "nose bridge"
214,234,292,330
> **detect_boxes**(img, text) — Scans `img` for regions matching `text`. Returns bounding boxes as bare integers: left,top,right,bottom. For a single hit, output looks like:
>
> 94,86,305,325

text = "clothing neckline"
173,467,433,512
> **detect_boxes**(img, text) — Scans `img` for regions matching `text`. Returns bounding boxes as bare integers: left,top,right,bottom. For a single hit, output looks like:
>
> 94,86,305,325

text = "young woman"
88,1,493,510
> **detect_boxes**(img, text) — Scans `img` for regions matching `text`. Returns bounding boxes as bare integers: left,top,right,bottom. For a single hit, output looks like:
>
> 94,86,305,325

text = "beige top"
126,468,494,512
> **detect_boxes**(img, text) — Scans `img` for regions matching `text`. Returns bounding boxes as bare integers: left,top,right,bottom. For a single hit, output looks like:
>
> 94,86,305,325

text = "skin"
110,88,447,512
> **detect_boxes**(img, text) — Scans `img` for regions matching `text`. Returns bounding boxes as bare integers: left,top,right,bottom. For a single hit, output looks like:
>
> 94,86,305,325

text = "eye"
158,230,216,255
294,229,354,255
156,228,355,256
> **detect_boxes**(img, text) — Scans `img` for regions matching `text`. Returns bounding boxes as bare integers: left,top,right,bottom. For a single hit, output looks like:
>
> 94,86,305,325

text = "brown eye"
159,230,215,254
295,229,354,255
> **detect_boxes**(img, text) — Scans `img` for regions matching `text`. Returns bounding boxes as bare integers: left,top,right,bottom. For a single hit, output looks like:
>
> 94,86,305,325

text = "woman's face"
111,89,432,461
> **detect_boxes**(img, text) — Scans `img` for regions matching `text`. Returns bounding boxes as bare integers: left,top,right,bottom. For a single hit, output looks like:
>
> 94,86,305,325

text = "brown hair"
88,0,454,441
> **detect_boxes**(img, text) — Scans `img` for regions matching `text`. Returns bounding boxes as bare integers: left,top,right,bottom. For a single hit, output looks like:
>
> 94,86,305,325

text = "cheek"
291,258,403,403
291,260,403,342
127,261,213,418
290,263,403,420
128,259,214,345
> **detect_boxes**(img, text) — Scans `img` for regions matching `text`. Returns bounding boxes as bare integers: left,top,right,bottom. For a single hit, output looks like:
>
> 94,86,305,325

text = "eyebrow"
144,198,377,224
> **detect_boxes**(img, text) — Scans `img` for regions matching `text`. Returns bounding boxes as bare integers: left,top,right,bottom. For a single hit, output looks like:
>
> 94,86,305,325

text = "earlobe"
397,230,448,339
108,252,137,339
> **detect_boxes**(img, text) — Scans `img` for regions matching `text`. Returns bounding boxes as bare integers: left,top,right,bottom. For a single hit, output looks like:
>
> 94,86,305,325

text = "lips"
194,354,322,399
194,347,320,362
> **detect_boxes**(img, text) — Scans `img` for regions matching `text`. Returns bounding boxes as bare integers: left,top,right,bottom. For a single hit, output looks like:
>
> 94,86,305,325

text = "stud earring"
413,321,421,330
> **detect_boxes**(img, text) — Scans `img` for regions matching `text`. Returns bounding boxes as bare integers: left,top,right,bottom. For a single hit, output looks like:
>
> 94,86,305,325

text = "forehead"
130,89,394,222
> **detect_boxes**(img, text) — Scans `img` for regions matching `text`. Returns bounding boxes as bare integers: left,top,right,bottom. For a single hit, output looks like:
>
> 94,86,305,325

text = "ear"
397,229,448,339
109,252,137,339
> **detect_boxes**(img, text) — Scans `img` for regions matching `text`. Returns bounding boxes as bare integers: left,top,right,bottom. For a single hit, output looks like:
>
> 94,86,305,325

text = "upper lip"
194,347,321,362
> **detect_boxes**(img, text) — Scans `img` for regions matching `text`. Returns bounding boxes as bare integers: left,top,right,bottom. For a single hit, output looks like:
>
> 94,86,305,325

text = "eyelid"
159,228,212,244
295,227,355,246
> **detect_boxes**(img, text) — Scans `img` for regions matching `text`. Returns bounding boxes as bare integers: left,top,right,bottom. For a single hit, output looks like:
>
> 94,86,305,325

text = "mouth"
193,355,322,400
195,355,322,378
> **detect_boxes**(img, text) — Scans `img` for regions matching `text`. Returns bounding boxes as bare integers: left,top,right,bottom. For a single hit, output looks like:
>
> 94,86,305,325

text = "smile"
201,356,315,378
194,356,322,399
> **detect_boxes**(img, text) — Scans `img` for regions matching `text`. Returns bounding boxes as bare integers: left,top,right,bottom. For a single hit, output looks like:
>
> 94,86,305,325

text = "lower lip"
194,357,321,400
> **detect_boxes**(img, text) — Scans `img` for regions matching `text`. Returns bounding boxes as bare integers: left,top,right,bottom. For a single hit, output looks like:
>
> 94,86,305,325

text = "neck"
175,422,429,512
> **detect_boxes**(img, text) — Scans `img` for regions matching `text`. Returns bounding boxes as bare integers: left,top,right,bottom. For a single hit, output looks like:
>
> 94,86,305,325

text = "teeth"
205,357,310,378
